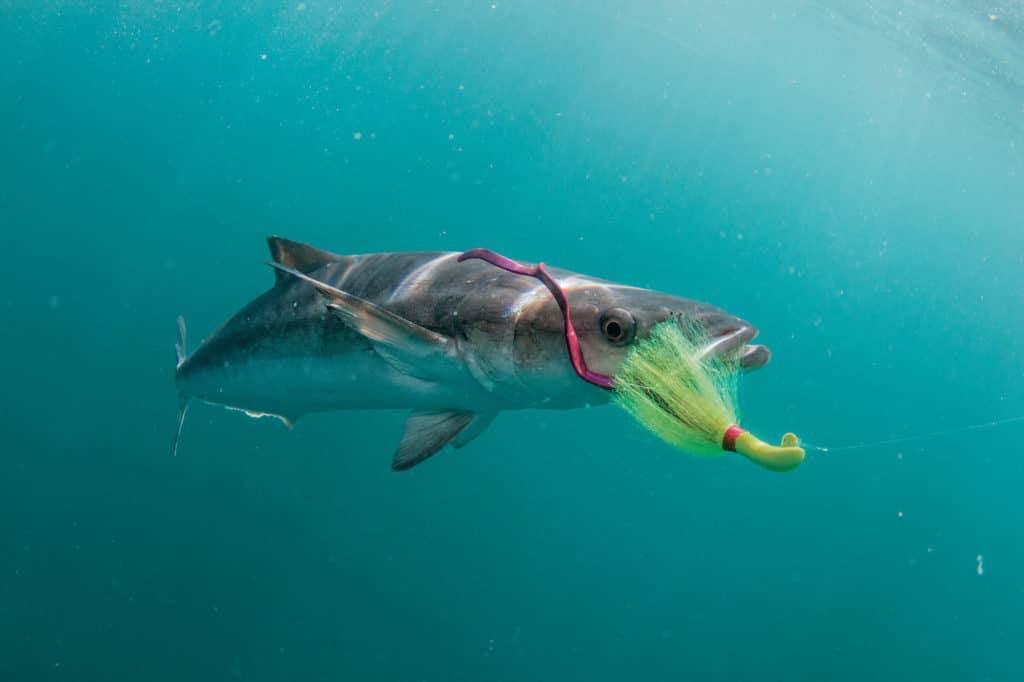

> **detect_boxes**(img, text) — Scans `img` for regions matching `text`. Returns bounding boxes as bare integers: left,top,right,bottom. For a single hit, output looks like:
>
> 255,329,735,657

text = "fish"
173,237,771,470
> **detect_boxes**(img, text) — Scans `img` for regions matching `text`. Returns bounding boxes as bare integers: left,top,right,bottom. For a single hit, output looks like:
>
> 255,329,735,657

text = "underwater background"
3,1,1023,680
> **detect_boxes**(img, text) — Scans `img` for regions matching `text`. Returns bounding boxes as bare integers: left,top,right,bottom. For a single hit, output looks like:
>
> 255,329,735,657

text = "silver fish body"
175,237,769,469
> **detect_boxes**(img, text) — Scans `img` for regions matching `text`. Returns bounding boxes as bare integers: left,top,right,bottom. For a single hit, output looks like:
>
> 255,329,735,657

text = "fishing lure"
612,320,804,471
461,248,805,472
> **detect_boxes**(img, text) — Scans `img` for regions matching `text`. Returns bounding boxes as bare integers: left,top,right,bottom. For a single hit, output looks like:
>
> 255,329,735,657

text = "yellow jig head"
722,426,805,472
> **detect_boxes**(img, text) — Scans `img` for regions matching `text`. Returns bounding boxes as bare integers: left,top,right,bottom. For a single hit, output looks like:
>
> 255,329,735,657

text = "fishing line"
803,414,1024,453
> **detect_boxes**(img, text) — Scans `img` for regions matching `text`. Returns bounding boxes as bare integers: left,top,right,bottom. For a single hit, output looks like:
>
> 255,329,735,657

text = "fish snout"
682,308,771,372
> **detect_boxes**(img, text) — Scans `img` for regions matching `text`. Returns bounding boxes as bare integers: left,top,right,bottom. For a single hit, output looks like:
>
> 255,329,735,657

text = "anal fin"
393,410,475,471
452,412,496,449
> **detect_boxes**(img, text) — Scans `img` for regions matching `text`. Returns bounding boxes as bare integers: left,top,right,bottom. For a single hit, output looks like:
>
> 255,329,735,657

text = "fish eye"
600,308,636,344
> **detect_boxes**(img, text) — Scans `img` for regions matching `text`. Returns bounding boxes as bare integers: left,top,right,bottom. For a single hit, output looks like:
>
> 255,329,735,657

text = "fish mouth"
681,311,771,372
737,343,770,371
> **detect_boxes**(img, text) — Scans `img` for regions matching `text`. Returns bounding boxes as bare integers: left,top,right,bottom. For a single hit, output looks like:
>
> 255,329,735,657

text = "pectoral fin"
393,410,476,470
266,261,457,378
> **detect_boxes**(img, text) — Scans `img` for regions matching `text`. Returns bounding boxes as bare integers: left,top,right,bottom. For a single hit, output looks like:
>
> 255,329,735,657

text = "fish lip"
695,323,758,359
739,343,771,371
670,308,769,369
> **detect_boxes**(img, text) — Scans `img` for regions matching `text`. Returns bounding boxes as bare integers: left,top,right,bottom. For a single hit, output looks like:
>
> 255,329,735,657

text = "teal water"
3,2,1023,680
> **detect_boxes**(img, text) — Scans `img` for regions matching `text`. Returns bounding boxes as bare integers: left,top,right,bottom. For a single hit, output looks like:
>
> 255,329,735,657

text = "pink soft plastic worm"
457,248,614,390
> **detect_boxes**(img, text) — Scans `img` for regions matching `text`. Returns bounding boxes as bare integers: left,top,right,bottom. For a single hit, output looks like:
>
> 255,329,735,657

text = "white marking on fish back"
506,279,549,318
337,255,369,290
388,253,458,303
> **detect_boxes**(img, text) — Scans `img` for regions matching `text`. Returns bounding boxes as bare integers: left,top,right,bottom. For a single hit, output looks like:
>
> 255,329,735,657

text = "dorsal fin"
266,236,343,282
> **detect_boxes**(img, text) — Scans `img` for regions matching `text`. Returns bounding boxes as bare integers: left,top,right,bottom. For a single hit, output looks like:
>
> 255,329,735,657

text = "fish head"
573,285,771,377
510,274,769,404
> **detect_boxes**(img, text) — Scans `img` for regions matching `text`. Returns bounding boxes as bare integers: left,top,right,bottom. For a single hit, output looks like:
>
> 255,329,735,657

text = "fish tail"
175,315,187,369
172,315,190,456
